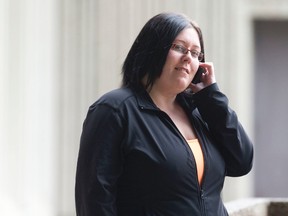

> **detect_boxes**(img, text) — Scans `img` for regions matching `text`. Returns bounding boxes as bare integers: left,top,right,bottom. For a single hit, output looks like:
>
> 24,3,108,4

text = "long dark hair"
121,12,205,89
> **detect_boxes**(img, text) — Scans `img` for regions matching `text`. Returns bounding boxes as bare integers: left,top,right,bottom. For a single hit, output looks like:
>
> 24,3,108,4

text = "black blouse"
75,83,253,216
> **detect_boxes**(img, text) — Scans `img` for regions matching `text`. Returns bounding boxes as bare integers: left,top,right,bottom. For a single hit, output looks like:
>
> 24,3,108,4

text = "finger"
199,62,213,74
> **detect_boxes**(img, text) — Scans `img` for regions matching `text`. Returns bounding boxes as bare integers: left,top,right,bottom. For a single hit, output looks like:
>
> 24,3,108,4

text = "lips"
176,67,189,74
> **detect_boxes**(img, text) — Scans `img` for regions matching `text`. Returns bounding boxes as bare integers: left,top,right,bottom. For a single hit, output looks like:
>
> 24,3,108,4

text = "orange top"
186,139,204,185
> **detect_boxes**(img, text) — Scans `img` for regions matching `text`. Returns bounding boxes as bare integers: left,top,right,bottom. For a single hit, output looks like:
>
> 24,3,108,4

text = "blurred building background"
0,0,287,215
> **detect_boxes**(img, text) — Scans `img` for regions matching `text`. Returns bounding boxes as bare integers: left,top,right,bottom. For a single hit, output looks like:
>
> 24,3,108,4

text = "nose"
181,51,193,63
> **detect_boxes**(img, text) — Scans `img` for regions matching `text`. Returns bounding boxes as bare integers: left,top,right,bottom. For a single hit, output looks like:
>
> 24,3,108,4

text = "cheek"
166,51,179,64
192,62,200,75
162,54,178,71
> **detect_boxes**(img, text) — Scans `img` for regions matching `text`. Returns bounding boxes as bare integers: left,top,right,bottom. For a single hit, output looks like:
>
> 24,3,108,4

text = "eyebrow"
174,39,200,49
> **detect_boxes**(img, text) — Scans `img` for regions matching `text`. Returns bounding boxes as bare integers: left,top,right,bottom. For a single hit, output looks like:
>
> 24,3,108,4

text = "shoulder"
92,87,136,109
83,88,136,125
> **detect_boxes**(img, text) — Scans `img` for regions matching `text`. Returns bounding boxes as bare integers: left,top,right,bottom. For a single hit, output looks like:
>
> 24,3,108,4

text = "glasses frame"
171,43,204,61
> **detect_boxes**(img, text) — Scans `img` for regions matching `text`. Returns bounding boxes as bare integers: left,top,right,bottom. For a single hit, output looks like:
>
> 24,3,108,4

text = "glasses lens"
172,44,204,61
172,44,186,54
198,53,204,61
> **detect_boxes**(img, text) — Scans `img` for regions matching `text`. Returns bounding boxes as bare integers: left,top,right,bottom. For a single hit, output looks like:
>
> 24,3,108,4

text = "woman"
75,12,253,216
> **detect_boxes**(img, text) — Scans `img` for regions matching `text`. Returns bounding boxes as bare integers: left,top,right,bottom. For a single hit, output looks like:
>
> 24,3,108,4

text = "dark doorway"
254,20,288,197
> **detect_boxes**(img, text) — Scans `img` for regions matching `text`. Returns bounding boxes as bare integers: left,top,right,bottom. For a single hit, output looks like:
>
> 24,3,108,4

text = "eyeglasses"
171,44,204,61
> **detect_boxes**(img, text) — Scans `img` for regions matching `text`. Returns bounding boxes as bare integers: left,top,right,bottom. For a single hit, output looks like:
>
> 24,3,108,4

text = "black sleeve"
75,103,125,216
193,83,254,176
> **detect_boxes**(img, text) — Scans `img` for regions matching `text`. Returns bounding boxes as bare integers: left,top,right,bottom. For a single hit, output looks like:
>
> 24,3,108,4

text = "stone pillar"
0,0,61,215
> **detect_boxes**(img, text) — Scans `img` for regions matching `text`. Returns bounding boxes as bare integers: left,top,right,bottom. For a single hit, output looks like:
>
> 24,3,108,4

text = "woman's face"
154,27,201,94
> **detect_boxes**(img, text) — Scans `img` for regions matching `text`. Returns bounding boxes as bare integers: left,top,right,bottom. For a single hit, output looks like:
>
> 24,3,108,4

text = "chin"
177,86,189,93
174,79,191,92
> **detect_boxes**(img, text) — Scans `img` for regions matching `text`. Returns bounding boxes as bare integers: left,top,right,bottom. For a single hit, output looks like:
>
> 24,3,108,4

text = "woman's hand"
189,62,216,93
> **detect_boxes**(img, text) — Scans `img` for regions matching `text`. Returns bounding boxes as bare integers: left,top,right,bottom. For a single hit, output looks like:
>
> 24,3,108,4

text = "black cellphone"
192,66,205,84
192,51,205,84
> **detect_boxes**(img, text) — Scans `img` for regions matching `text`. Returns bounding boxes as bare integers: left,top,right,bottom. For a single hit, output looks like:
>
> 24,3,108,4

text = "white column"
0,0,60,215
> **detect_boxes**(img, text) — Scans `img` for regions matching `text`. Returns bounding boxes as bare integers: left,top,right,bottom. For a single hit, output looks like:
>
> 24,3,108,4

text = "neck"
148,87,178,111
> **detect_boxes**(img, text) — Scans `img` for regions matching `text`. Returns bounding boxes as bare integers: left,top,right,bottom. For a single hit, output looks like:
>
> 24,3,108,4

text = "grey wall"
254,20,288,197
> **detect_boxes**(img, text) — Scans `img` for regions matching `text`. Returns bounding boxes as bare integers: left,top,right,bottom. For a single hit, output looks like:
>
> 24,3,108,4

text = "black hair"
121,12,205,90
